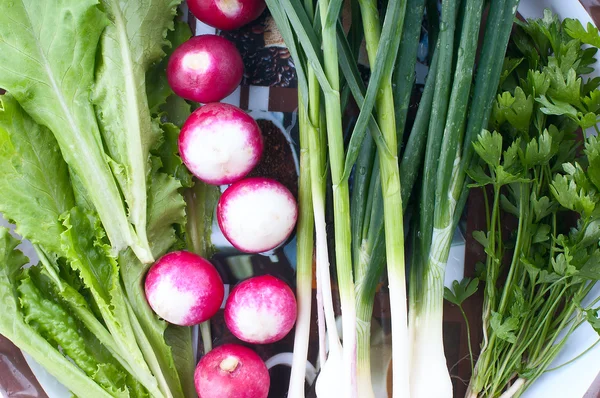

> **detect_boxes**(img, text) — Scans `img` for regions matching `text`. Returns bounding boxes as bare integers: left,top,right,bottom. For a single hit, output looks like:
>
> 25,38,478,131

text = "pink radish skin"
144,251,224,326
188,0,266,31
179,103,263,185
194,344,269,398
225,275,297,344
217,177,298,253
167,35,243,103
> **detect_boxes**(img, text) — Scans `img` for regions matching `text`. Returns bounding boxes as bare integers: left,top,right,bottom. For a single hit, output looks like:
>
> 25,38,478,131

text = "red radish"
194,343,269,398
167,35,243,103
225,275,297,344
144,251,224,326
187,0,266,31
217,177,297,253
178,103,263,185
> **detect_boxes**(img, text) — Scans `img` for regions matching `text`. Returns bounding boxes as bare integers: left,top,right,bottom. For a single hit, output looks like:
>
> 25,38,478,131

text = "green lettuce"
147,19,194,117
61,208,167,397
0,54,190,398
0,95,74,255
0,2,204,396
92,0,182,265
18,269,133,397
0,0,149,261
0,228,113,397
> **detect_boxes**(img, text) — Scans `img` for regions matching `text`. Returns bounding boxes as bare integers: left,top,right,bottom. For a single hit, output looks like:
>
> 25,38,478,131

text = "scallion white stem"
288,98,315,398
316,0,357,394
358,0,410,396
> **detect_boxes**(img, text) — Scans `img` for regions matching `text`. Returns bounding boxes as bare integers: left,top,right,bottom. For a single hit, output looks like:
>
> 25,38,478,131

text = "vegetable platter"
1,0,600,397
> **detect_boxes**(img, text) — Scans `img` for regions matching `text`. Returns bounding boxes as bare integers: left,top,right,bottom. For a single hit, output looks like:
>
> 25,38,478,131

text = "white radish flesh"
217,177,297,253
144,251,224,326
178,103,263,185
225,275,297,344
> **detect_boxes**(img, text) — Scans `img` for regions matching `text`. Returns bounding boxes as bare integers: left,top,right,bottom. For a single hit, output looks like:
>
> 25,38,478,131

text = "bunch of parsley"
460,10,600,398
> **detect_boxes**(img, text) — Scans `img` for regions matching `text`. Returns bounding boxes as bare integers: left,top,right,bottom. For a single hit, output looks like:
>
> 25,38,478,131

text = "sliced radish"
179,103,263,185
217,177,297,253
144,251,224,326
194,343,270,398
187,0,266,31
167,35,243,103
225,275,297,344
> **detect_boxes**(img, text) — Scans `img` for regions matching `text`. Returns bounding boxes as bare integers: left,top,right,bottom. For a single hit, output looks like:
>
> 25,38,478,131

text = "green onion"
315,0,358,394
408,1,516,397
355,0,411,395
288,97,316,398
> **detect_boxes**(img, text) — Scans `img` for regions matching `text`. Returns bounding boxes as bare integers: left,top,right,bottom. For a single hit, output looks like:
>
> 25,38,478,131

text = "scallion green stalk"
312,0,358,395
409,2,458,397
257,0,347,394
357,0,410,397
409,1,487,397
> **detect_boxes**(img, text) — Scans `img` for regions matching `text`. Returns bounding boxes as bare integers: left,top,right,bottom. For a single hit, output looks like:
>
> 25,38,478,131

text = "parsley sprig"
464,10,600,398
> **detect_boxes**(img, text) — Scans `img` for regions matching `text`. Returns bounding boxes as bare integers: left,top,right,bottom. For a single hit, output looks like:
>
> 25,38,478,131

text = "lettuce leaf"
148,123,189,259
0,0,144,260
18,269,132,397
164,325,197,398
0,95,74,255
0,4,200,396
119,249,188,398
0,227,112,397
92,0,182,265
146,19,193,116
185,180,221,259
117,120,193,397
147,170,188,258
60,208,164,397
36,262,147,387
154,123,193,188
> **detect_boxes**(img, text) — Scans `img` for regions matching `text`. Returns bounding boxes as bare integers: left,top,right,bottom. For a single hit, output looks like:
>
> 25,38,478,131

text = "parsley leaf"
473,130,503,168
564,19,600,48
444,278,479,306
585,135,600,191
493,88,534,133
490,312,519,343
586,309,600,335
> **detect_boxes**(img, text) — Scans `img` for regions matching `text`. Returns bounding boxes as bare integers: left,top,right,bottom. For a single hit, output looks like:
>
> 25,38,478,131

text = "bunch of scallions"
263,0,520,397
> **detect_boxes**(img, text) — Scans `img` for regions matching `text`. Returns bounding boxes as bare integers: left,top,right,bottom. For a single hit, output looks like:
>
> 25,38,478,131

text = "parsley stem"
459,304,475,373
497,183,529,315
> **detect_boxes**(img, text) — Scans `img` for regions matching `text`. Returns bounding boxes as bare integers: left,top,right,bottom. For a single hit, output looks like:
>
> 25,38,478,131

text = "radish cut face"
144,251,224,326
167,35,243,103
217,177,298,253
179,103,263,185
194,344,269,398
188,0,266,31
225,275,297,344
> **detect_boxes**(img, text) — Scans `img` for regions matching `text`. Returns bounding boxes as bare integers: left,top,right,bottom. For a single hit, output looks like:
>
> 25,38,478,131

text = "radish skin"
179,103,263,185
225,275,297,344
217,177,297,253
144,251,224,326
194,344,269,398
188,0,266,31
167,35,243,103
